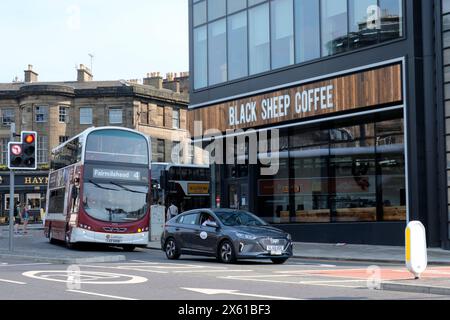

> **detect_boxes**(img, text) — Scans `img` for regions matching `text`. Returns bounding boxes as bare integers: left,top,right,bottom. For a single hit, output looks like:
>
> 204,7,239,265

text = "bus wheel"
165,238,180,260
48,228,57,245
122,245,136,252
65,229,75,249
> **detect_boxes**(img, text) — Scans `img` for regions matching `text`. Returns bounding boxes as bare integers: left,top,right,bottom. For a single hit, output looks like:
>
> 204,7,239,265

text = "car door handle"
175,228,180,231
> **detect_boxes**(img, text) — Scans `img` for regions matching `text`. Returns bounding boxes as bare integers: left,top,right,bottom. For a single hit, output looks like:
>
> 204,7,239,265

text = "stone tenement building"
0,65,192,219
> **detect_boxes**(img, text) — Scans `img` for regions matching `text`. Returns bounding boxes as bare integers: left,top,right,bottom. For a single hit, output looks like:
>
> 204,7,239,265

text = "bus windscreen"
85,130,149,165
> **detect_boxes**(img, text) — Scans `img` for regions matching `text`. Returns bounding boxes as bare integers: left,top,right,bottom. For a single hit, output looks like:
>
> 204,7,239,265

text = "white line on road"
0,278,26,285
173,270,253,273
219,275,368,288
78,265,168,274
0,263,52,267
181,287,301,300
67,290,138,300
286,263,337,267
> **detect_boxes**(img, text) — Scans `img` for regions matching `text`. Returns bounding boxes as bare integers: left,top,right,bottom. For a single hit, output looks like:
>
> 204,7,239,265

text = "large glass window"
295,0,320,63
0,138,9,165
37,135,48,164
208,19,227,85
249,3,270,75
191,0,404,89
109,108,123,124
208,0,226,21
271,0,294,69
83,182,148,223
80,107,93,125
255,115,406,224
329,124,377,222
376,118,406,221
85,130,149,165
35,106,48,123
193,0,207,26
290,129,330,223
59,106,69,123
172,108,180,129
379,0,403,41
2,109,15,125
321,0,348,56
228,0,246,14
349,0,378,49
228,11,248,80
194,26,208,89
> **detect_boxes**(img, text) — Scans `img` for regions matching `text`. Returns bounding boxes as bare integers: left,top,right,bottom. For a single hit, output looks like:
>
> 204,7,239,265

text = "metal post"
8,123,15,252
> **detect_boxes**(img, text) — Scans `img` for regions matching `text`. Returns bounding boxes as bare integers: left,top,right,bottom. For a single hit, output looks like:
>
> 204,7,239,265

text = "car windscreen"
215,211,268,227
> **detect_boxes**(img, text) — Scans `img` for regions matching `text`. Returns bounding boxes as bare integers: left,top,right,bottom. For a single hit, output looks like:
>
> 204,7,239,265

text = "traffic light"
8,131,37,170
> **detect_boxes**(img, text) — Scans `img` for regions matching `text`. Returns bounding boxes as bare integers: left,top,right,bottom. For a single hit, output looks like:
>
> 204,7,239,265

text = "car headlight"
235,232,258,240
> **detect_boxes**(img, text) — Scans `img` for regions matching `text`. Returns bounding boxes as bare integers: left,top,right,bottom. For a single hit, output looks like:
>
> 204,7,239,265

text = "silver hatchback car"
161,209,293,264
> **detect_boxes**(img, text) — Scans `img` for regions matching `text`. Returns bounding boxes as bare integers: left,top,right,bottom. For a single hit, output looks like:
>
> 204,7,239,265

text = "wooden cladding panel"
188,64,402,134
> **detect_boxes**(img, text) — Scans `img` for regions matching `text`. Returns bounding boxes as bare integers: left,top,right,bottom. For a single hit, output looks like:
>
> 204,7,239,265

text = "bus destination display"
93,168,141,181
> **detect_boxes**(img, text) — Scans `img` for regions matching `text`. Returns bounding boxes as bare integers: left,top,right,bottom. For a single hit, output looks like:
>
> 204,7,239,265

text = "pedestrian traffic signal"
8,131,37,170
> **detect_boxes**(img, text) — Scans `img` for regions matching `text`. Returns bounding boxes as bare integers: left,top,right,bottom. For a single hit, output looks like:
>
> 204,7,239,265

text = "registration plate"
106,239,122,244
267,245,284,255
106,236,123,244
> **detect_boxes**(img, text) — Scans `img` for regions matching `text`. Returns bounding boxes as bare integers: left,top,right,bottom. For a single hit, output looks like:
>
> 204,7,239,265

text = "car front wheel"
218,240,236,264
165,238,181,260
271,258,289,264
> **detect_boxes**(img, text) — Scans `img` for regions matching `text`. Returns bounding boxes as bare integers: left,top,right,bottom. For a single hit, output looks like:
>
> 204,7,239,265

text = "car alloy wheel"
219,241,236,264
165,239,180,260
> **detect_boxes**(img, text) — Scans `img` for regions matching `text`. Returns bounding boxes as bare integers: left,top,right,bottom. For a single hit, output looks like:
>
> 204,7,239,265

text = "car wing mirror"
205,221,218,228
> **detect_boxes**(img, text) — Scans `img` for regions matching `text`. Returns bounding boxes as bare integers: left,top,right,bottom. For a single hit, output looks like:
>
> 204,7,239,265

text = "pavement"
0,224,126,264
3,223,450,297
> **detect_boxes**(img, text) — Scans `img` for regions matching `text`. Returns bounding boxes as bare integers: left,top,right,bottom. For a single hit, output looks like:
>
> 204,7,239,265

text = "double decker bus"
151,163,210,212
44,127,151,251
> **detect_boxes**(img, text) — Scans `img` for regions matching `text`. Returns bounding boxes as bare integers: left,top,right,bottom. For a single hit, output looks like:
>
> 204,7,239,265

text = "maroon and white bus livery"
44,127,151,251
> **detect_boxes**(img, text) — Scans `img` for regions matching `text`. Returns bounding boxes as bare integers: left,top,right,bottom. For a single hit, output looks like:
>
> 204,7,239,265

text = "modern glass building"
189,0,450,248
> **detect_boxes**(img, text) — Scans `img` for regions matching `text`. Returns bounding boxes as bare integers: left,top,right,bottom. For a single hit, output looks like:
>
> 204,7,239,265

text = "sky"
0,0,189,83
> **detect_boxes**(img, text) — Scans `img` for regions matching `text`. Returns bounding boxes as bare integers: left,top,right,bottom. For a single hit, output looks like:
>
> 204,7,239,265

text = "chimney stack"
77,64,93,82
24,64,38,83
143,72,163,89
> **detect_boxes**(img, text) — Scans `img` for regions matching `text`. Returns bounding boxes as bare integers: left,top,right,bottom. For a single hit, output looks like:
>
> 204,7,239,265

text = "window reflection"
321,0,348,56
255,116,406,224
191,0,404,89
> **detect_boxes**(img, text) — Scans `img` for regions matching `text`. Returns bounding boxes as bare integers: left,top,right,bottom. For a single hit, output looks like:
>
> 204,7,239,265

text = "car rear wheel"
271,258,289,264
165,238,180,260
218,240,236,264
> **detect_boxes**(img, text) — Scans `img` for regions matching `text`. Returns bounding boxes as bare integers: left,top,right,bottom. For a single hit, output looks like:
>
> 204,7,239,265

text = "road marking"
0,278,26,285
173,269,253,273
219,275,367,289
78,265,168,274
0,263,51,267
274,268,364,274
67,289,137,300
23,270,148,285
287,263,337,268
181,287,301,300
